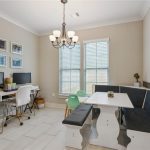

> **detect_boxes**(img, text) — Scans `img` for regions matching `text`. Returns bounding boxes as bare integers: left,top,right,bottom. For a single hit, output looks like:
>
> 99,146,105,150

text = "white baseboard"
45,102,66,109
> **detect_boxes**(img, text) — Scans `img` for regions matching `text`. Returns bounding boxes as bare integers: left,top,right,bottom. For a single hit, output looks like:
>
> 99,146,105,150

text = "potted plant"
133,73,140,87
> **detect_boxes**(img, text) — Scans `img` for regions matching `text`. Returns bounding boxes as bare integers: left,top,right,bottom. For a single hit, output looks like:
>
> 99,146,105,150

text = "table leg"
89,105,120,149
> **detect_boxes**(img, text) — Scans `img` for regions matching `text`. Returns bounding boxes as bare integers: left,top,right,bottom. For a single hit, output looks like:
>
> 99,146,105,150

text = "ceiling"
0,0,149,35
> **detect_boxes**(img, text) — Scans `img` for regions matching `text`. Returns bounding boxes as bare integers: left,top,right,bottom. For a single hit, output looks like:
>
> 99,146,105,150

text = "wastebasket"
35,97,45,108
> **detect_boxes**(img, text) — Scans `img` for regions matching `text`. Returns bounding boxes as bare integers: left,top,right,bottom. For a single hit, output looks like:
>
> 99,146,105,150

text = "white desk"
0,85,39,102
85,92,133,149
0,91,16,102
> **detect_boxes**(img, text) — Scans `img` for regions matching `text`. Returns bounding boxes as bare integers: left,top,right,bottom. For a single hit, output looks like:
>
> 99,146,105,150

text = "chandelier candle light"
49,0,79,49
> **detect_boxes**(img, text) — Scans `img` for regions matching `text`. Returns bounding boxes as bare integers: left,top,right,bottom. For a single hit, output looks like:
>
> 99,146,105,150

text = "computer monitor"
0,72,4,88
13,72,31,85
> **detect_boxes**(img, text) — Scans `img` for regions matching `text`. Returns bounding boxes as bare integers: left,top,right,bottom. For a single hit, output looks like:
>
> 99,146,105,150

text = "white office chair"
5,85,32,126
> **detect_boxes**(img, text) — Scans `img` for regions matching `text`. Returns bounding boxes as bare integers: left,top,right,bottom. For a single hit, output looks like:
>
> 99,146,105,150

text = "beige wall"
39,36,59,103
143,8,150,83
0,17,39,84
0,16,143,104
39,21,143,104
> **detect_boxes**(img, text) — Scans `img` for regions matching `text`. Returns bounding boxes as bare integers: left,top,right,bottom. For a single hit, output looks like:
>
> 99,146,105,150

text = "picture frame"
11,42,23,55
11,57,23,68
0,39,7,51
0,54,7,67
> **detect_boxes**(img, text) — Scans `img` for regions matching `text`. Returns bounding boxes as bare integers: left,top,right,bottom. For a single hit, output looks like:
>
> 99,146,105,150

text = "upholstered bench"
62,103,92,149
120,86,146,108
124,90,150,150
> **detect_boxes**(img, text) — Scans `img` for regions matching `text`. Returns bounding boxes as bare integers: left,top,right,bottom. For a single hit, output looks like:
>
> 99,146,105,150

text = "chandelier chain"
63,2,65,23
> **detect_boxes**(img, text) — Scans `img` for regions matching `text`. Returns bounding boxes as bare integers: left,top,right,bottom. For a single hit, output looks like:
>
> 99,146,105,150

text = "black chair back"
95,85,119,93
120,86,146,108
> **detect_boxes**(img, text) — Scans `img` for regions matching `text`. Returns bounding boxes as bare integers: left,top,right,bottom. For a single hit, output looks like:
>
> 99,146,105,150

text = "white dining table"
85,92,133,149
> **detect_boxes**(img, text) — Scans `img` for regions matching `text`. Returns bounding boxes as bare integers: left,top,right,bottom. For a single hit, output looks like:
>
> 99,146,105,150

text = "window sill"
58,93,69,99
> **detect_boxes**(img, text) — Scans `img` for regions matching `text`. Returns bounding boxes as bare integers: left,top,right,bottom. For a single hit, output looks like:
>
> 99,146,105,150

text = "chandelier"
49,0,79,49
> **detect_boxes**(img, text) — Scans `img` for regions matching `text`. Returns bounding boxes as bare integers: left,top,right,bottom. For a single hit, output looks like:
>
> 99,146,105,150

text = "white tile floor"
0,108,113,150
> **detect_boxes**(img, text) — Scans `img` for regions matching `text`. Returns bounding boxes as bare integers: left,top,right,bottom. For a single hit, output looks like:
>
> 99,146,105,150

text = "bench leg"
127,130,150,150
65,125,82,149
85,111,92,125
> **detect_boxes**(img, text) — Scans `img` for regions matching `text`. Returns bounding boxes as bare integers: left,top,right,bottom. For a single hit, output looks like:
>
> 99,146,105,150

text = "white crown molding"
0,7,146,37
140,2,150,18
72,17,143,32
40,17,143,36
0,11,40,36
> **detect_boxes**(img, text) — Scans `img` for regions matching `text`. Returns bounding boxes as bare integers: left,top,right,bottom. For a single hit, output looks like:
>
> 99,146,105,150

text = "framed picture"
11,42,23,55
11,57,23,68
0,54,7,67
0,39,7,51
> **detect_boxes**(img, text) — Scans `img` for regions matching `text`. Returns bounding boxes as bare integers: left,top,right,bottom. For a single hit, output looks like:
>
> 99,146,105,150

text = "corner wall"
143,8,150,85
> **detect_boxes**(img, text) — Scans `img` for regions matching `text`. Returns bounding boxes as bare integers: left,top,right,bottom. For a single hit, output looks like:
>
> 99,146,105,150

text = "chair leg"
24,104,27,112
0,121,4,134
65,108,72,118
24,104,32,113
66,108,70,118
16,107,23,126
64,105,68,118
69,109,72,114
0,112,5,134
29,105,32,113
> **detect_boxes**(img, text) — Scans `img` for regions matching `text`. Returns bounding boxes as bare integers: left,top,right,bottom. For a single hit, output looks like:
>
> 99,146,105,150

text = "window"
84,39,109,94
59,45,80,94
